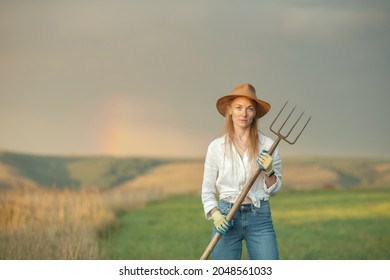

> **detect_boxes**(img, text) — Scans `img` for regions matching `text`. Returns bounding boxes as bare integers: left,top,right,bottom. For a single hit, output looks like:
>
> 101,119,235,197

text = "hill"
0,151,172,190
0,151,389,192
282,157,390,189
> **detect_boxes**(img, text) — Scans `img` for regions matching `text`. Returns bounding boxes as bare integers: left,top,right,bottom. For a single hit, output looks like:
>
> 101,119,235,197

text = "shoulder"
204,135,226,162
206,135,228,155
258,132,275,150
208,135,226,150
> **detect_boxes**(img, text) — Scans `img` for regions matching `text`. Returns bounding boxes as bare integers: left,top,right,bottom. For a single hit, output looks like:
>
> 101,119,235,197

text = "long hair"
224,98,260,169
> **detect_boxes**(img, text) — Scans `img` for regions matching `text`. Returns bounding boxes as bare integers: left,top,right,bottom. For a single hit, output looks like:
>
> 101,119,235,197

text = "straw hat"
216,83,270,119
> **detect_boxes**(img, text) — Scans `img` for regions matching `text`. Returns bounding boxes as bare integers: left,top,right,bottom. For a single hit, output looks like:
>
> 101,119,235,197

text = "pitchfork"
200,101,311,260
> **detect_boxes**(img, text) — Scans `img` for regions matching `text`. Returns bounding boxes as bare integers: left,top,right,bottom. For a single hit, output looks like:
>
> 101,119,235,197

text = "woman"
201,83,282,260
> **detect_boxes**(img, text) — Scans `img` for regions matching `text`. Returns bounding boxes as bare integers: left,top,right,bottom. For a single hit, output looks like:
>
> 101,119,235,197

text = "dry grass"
373,163,390,181
282,164,340,189
115,161,204,196
101,161,204,213
0,162,198,259
0,187,116,259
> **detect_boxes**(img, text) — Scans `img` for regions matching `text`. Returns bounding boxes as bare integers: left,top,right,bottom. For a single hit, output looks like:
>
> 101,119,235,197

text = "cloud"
0,1,389,158
278,2,390,49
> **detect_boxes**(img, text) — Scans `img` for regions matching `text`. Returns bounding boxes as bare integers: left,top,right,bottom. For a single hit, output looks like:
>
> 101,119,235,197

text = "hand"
256,150,275,177
211,210,233,235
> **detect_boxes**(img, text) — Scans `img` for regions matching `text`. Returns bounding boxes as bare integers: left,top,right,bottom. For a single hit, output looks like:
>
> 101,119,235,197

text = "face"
229,97,257,129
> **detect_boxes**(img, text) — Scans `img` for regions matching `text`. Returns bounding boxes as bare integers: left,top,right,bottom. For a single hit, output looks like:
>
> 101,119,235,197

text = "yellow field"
115,161,204,195
0,187,116,259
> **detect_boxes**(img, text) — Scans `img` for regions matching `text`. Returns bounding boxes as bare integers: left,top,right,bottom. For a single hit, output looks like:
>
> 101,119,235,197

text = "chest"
232,141,248,159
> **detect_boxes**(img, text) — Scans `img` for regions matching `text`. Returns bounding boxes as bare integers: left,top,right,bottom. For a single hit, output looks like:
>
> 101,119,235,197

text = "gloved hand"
256,150,275,177
211,210,233,235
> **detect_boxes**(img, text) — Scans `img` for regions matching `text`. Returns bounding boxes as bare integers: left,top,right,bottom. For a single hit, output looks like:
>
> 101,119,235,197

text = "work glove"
256,150,275,177
212,210,233,235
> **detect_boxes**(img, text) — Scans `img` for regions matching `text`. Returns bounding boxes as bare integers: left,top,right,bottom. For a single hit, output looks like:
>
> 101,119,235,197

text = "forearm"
208,207,219,217
264,174,277,188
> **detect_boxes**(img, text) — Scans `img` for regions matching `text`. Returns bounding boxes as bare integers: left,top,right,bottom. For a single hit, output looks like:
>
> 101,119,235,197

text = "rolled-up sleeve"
262,146,282,196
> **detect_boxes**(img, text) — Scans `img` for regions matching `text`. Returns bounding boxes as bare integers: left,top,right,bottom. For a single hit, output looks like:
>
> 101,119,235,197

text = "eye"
248,107,254,112
235,105,242,110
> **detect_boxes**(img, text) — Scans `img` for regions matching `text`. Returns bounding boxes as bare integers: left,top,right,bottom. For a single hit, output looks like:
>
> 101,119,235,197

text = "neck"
233,126,251,141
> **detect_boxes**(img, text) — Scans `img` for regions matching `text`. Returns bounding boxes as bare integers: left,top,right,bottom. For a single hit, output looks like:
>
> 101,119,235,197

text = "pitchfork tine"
278,106,296,135
270,100,312,145
284,115,312,145
284,111,304,138
270,101,289,135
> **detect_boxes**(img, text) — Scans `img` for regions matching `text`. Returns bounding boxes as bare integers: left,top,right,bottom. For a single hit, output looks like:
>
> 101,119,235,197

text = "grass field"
104,188,390,260
1,151,390,260
0,188,116,259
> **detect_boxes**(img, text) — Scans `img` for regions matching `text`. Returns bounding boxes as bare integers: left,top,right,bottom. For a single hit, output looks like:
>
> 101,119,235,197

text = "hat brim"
216,95,270,119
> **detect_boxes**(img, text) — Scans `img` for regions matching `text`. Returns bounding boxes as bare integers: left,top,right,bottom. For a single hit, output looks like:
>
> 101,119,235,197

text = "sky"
1,0,389,159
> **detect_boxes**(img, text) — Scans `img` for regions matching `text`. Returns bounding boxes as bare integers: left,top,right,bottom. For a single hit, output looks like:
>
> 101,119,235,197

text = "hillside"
0,151,389,192
0,151,172,190
282,157,390,189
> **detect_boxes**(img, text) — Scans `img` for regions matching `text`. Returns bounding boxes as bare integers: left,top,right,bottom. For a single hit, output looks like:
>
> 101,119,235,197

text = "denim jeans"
211,199,279,260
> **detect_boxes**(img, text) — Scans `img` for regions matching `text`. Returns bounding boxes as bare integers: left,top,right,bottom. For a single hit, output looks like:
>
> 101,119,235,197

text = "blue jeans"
211,199,279,260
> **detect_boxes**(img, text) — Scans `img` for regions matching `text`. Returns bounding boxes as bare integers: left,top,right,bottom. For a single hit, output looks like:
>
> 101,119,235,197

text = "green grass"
273,189,390,259
103,189,390,260
102,195,208,259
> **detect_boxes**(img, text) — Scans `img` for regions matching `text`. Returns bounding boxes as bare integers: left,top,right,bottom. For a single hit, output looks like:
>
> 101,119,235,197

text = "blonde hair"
224,98,260,166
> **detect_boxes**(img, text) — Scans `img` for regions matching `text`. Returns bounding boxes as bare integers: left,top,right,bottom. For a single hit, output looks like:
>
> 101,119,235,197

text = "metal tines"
270,101,312,145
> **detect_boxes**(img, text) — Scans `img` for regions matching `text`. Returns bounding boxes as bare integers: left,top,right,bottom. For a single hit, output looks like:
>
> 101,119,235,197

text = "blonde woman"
201,83,282,260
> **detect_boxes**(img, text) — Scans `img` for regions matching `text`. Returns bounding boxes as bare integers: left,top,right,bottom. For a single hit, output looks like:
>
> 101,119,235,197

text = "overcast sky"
1,0,389,159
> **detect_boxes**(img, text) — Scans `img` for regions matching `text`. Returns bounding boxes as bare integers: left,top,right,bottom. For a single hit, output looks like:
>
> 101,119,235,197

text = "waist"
223,196,252,205
219,199,253,212
220,198,269,212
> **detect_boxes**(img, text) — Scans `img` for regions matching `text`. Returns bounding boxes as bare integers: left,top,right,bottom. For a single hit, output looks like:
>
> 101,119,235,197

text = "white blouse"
201,132,282,219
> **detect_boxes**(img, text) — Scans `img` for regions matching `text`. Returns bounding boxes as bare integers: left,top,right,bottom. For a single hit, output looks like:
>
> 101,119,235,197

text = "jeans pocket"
218,200,231,215
253,201,271,217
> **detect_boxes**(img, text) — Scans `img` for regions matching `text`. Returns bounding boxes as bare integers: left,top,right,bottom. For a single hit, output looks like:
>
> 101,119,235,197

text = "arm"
201,143,219,219
257,147,282,196
265,172,277,188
